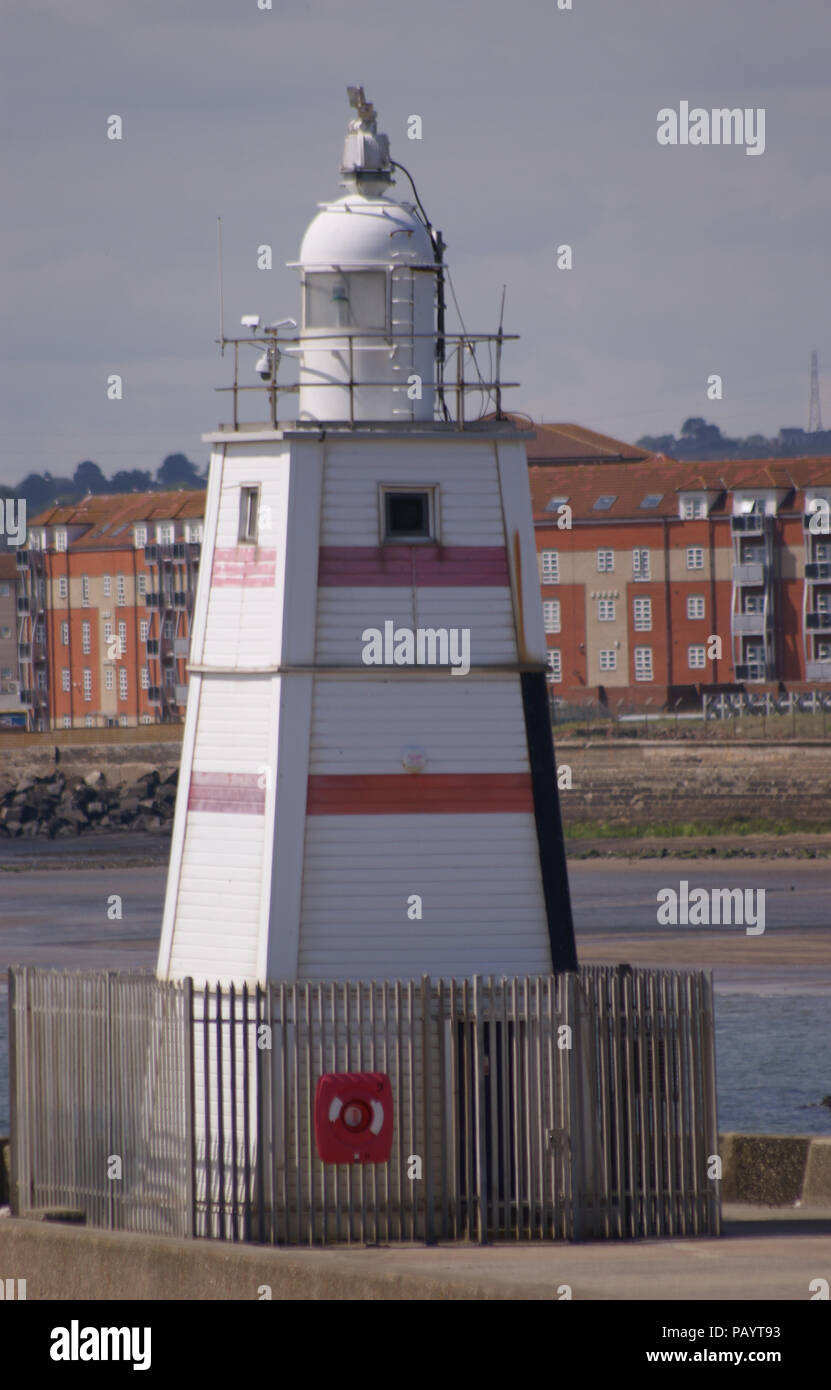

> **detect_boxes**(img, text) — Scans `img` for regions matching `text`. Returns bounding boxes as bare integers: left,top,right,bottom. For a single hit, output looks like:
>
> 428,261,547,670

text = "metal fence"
8,965,720,1243
704,689,831,720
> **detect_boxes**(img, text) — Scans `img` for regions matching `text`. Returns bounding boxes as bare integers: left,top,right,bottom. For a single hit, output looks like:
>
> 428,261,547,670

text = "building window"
0,626,9,640
543,600,561,634
103,575,111,597
60,622,69,645
687,595,705,620
744,594,765,614
141,714,152,725
380,487,435,543
137,574,146,597
83,669,92,701
105,668,114,691
118,621,127,650
139,621,148,642
598,598,616,622
158,523,175,545
187,523,203,543
817,641,831,661
686,547,704,570
633,598,652,632
239,487,260,544
546,649,562,683
592,495,616,511
134,526,147,548
596,549,614,573
163,619,174,640
54,529,67,552
0,584,7,598
633,548,650,581
61,668,70,692
164,666,176,687
540,550,559,584
681,497,707,519
82,621,91,655
85,714,94,728
599,649,617,672
63,715,72,729
81,575,89,606
58,576,67,599
36,670,47,692
103,621,113,645
141,667,150,689
119,668,128,701
116,574,126,607
634,646,653,682
688,645,707,670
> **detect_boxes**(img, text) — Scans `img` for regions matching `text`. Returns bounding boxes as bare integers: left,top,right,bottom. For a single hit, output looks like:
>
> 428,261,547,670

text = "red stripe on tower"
212,546,277,587
318,546,510,587
307,772,533,814
188,771,266,814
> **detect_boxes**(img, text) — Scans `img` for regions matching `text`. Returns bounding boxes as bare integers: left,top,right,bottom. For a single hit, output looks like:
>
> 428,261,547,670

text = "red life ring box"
314,1072,394,1164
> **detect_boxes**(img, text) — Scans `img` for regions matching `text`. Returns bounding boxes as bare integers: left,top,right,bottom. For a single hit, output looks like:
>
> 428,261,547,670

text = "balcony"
806,611,831,631
731,514,765,533
733,563,765,584
806,660,831,681
736,663,766,682
174,684,188,705
805,561,831,581
173,637,189,658
733,612,766,634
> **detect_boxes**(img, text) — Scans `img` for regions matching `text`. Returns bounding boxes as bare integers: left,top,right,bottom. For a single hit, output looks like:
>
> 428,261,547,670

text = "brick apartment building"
16,493,205,730
530,455,831,706
0,553,24,725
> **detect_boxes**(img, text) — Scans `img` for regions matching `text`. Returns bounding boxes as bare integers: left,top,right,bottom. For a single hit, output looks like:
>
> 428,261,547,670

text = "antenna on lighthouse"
341,85,393,194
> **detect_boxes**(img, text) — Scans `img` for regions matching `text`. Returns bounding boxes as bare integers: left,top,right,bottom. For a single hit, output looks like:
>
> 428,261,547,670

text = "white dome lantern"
294,88,438,424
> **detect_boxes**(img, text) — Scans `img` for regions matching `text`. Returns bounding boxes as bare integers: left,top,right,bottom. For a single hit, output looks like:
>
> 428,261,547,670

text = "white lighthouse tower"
157,88,576,988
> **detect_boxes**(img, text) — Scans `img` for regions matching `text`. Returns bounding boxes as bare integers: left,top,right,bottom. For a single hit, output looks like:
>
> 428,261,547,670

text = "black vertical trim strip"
520,670,578,972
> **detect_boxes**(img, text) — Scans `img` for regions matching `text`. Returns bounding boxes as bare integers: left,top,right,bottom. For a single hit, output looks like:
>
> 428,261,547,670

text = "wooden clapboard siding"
166,675,274,986
308,675,530,774
202,448,290,669
319,437,506,547
296,813,551,979
315,587,517,665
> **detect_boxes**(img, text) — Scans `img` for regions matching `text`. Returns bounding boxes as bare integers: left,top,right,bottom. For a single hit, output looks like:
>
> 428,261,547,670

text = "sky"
3,0,831,487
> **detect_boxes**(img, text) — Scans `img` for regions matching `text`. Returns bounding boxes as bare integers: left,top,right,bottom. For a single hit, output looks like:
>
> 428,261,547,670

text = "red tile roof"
529,457,831,521
499,416,666,464
29,491,206,549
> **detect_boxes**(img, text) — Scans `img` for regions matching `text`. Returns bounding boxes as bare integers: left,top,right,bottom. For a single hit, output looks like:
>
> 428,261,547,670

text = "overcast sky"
3,0,830,487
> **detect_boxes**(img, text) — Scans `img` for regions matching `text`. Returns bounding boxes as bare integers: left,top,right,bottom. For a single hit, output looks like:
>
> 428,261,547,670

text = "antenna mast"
217,217,225,357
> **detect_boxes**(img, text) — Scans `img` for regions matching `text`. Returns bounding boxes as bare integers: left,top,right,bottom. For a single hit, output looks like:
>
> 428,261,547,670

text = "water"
0,854,829,1138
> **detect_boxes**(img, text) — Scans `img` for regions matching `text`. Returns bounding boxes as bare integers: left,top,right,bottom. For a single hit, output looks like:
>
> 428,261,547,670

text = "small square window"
592,495,616,511
596,549,614,573
687,595,705,620
598,599,616,622
688,645,707,670
382,489,433,542
239,486,260,543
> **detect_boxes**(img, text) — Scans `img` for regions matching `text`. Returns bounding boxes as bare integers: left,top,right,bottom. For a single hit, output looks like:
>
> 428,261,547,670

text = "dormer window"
54,529,68,552
157,522,175,545
134,526,147,548
680,495,707,520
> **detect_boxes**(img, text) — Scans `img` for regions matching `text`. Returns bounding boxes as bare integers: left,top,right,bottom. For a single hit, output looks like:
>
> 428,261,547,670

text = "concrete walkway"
1,1207,828,1300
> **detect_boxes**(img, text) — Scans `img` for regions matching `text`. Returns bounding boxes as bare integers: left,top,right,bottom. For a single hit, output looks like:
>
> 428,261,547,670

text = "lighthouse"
157,88,576,988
